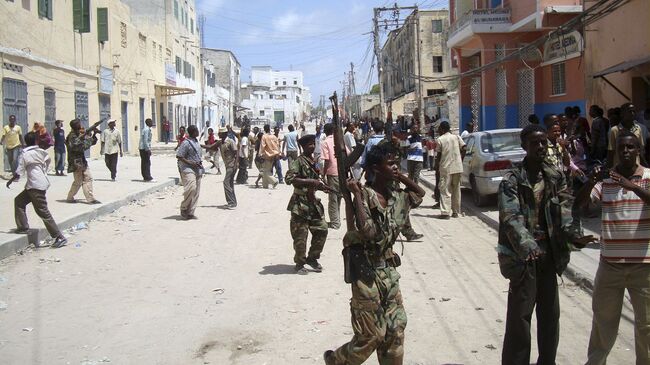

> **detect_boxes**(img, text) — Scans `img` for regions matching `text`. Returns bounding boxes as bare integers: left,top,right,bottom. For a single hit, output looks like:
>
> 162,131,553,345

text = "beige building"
584,0,650,114
380,9,458,126
0,0,205,172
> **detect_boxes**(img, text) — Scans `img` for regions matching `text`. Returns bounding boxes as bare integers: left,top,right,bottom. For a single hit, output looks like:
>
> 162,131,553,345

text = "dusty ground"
0,170,637,365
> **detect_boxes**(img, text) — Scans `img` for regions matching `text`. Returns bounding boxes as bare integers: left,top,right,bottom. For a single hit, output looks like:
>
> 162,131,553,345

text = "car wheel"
470,176,488,207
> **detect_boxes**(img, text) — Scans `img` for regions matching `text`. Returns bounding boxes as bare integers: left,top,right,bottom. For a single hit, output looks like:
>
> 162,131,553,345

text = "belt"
293,189,309,196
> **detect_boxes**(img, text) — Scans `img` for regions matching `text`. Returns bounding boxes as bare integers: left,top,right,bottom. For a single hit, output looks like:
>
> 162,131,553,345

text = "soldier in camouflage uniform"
498,124,595,365
324,141,425,365
285,134,333,274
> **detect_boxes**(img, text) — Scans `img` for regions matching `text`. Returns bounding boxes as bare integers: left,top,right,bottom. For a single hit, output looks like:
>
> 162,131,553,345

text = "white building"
202,62,230,130
201,48,241,126
241,67,311,127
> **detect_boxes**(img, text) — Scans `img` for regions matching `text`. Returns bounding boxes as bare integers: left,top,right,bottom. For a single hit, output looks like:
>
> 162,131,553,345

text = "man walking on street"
236,127,249,185
1,115,25,174
320,123,341,230
259,124,279,189
176,125,203,219
66,119,100,204
407,123,424,184
435,121,465,219
608,103,648,168
498,124,594,365
576,131,650,365
6,132,67,248
285,134,331,274
162,116,171,144
273,126,284,183
214,128,238,208
100,119,122,181
139,118,154,181
53,120,66,176
283,124,300,167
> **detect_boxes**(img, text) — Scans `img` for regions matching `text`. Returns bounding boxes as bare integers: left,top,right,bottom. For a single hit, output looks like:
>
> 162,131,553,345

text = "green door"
273,111,284,128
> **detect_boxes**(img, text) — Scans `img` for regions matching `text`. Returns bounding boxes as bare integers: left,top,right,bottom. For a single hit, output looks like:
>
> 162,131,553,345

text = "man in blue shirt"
139,118,154,182
282,124,300,167
53,120,66,176
360,120,386,184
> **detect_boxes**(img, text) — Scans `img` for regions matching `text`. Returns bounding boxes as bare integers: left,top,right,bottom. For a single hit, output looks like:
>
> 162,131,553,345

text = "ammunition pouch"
342,246,401,285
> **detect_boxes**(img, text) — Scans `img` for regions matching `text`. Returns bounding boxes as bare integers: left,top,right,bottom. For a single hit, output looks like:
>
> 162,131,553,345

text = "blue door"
121,101,129,152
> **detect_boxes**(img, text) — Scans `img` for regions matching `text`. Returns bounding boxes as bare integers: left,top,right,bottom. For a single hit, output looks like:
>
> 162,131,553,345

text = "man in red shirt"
320,123,340,229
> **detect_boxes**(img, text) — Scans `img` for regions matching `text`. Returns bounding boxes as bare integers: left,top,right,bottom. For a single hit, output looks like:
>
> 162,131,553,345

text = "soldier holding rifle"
65,119,103,204
324,92,425,365
285,134,333,274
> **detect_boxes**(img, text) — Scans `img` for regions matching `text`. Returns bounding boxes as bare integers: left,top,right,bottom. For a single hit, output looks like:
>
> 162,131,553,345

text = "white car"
461,128,525,206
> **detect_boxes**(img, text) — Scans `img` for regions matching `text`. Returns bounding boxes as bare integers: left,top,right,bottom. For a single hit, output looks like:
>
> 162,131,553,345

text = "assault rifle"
330,92,365,283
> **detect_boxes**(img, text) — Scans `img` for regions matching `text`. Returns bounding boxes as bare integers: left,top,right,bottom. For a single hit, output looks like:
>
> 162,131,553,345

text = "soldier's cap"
218,127,228,134
298,134,316,146
108,119,117,125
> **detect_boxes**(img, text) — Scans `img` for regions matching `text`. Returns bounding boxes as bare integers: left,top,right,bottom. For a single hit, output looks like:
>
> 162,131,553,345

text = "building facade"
584,0,650,115
241,66,311,127
448,0,584,131
201,48,241,126
380,10,458,127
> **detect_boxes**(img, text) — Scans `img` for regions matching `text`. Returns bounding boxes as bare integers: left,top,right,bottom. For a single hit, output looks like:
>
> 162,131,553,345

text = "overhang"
155,84,195,97
592,55,650,78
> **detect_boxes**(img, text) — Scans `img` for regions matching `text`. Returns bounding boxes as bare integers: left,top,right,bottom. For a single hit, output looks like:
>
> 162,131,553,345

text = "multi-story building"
241,66,311,127
380,10,458,126
201,60,230,130
448,0,584,130
584,0,650,115
121,0,203,139
0,0,171,163
201,48,241,126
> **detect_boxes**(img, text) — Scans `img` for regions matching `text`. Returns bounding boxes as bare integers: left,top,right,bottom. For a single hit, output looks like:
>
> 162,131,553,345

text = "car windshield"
480,132,522,153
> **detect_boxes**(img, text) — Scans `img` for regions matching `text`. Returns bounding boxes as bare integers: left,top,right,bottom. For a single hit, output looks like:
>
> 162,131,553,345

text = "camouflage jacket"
66,131,97,172
497,159,583,278
343,184,423,260
285,155,325,221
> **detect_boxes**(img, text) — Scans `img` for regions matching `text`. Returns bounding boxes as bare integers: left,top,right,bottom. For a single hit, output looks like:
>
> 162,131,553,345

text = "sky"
196,0,449,106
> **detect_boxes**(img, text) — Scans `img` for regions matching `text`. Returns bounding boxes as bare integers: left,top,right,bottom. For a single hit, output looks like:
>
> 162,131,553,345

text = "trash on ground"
39,257,61,263
22,327,33,332
0,301,7,311
485,344,496,350
440,297,451,302
212,288,225,294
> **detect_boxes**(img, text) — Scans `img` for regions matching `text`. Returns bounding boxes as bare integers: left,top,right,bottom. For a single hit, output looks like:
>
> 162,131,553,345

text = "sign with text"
543,31,583,64
165,64,176,86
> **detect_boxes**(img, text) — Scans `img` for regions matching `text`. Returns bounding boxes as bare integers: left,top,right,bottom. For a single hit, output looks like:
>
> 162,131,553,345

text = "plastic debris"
39,257,61,263
22,327,33,332
212,288,225,294
485,344,497,350
72,222,89,231
0,301,7,311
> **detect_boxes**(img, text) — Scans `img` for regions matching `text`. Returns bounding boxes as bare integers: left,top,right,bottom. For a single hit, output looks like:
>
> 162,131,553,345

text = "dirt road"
0,171,636,364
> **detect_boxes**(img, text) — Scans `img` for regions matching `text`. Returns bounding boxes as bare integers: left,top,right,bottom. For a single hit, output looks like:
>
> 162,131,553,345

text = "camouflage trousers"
290,214,328,265
329,267,406,365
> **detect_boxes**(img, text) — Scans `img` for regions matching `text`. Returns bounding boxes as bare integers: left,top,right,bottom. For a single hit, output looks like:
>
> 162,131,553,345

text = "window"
139,34,147,56
432,19,442,33
259,110,265,116
427,89,445,96
38,0,52,20
282,81,286,85
97,8,108,42
175,56,182,73
551,62,566,95
275,81,278,86
120,22,127,48
269,94,274,99
293,80,297,85
173,0,178,19
433,56,443,73
190,18,194,34
73,0,90,33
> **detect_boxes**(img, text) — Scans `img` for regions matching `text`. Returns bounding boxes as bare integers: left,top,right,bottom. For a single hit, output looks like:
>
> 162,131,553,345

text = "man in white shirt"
7,131,67,248
236,127,249,184
344,122,362,180
435,121,466,219
100,120,122,181
139,118,154,181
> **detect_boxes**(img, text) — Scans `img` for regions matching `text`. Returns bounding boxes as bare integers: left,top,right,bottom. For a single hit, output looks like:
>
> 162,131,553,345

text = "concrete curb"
416,176,595,294
0,177,179,261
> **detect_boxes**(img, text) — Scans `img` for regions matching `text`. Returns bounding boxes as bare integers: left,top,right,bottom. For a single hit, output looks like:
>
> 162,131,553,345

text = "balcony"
448,7,512,48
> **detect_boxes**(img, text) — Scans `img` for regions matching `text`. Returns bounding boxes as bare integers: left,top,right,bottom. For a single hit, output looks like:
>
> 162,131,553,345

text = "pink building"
448,0,584,130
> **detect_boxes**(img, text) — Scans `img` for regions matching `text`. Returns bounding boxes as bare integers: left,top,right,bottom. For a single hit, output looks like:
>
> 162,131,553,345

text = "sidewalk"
0,149,181,260
415,167,602,292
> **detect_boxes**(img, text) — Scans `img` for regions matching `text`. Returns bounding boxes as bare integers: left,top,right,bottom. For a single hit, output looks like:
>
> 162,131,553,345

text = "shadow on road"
259,264,297,275
162,215,187,221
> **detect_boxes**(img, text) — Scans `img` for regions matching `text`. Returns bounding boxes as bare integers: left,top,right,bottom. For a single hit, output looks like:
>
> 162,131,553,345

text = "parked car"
461,128,524,206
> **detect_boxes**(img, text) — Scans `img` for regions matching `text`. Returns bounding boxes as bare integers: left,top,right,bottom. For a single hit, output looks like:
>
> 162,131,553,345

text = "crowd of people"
3,102,650,364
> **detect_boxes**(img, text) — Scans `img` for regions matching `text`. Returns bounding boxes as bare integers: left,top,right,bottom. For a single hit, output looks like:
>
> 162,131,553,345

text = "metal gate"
121,101,129,152
470,77,481,131
517,68,535,127
2,78,28,131
44,88,56,132
75,91,89,157
139,97,145,132
99,95,111,129
496,68,507,129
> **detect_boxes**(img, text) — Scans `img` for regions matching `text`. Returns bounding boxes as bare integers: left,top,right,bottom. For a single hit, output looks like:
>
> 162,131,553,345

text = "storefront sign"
543,31,583,64
471,8,511,25
165,64,176,86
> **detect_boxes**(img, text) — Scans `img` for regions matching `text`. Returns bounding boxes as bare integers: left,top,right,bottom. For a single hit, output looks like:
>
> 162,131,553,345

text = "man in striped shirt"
577,130,650,364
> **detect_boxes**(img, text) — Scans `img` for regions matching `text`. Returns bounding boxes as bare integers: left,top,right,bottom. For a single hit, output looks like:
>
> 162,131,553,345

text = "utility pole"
350,62,360,120
372,5,418,122
414,10,425,130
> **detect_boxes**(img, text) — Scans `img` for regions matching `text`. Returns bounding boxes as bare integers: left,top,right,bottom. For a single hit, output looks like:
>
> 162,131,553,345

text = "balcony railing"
449,7,512,39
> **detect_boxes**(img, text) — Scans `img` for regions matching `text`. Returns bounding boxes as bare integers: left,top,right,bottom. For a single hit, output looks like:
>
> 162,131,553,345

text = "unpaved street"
0,171,637,365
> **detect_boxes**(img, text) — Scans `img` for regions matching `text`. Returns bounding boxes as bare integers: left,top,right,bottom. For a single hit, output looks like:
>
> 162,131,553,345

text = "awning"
592,55,650,78
155,84,195,97
234,105,249,111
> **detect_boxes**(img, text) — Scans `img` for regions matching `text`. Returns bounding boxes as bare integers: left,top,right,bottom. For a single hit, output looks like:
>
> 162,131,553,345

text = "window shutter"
81,0,90,33
97,8,108,42
47,0,52,19
38,0,46,17
73,0,82,30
